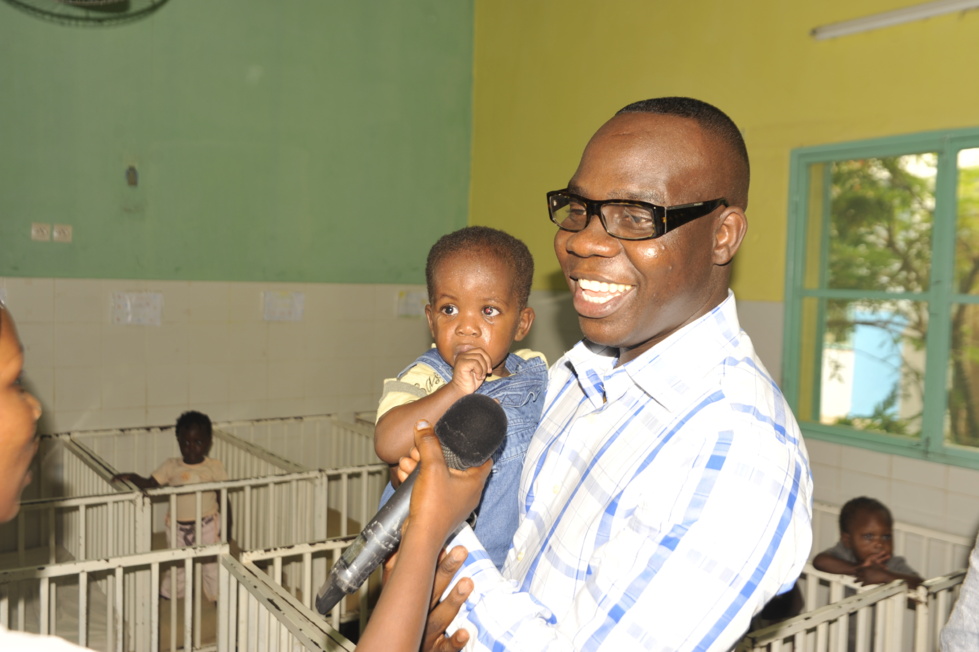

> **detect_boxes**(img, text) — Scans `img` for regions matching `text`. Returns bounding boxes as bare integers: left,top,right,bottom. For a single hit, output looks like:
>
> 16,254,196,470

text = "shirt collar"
565,291,741,412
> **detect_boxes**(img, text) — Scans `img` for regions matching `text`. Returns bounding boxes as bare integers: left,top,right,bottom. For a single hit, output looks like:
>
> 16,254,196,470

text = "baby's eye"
439,305,458,316
482,306,501,317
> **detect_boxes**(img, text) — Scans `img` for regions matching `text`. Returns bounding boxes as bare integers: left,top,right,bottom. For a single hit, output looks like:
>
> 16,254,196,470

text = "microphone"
315,393,507,616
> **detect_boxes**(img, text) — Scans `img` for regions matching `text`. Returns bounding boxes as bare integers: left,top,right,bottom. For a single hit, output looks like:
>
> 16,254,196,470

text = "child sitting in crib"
373,226,548,570
813,496,923,589
113,410,229,601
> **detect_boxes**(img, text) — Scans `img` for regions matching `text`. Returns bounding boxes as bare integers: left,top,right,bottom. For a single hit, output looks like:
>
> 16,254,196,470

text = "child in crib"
113,410,229,601
373,226,548,570
813,496,923,589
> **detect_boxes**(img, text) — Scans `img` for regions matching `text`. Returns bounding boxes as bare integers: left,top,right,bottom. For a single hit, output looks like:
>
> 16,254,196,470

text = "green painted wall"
0,1,473,283
470,0,979,297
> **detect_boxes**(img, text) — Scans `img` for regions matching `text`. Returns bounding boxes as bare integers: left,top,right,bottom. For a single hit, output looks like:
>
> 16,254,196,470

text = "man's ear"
713,206,747,266
513,307,535,342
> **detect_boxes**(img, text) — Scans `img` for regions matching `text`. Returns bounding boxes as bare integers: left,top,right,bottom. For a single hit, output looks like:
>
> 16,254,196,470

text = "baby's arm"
112,472,161,489
854,557,923,589
812,550,859,576
374,349,495,466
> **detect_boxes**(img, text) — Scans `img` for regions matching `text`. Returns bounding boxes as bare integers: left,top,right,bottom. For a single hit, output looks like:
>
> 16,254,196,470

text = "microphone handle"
315,469,418,614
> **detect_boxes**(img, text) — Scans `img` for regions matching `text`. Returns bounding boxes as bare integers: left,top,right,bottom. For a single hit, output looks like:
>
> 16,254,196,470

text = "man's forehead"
570,114,709,203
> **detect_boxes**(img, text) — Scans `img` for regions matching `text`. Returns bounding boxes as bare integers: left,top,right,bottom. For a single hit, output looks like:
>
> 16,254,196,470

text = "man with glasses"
393,97,813,652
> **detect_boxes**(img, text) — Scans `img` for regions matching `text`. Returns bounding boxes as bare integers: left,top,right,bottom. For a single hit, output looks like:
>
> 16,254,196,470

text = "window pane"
947,149,979,449
955,148,979,294
817,299,925,438
827,155,936,292
946,303,979,448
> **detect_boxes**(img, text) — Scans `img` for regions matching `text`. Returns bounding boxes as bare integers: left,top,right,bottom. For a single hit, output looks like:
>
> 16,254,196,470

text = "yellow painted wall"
471,1,979,298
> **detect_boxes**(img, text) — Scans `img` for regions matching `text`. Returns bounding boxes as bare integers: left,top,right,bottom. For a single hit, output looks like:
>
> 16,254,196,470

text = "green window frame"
783,127,979,470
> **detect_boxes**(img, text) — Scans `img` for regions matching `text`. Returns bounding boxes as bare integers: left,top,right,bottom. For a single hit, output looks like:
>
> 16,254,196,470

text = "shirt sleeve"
448,417,812,651
941,534,979,651
375,363,444,421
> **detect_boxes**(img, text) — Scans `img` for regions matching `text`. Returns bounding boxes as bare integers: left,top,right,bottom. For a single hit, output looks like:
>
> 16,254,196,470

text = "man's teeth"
577,279,632,304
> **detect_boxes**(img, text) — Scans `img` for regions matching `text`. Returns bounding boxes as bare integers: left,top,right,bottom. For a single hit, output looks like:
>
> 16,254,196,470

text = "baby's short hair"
425,226,534,309
839,496,892,534
176,410,213,440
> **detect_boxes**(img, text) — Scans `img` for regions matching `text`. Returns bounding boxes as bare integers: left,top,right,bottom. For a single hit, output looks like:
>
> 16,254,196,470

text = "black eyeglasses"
547,189,728,241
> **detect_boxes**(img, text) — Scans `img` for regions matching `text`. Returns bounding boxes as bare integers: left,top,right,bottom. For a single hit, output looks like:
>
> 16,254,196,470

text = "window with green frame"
783,127,979,469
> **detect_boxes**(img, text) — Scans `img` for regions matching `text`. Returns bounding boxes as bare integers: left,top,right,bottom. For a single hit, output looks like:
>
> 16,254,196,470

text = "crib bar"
151,562,160,652
740,570,967,651
78,569,88,646
114,567,124,652
219,555,355,651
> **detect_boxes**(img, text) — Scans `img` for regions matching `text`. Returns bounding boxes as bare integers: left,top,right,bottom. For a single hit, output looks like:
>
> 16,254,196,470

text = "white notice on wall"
111,292,163,326
396,290,427,317
263,291,304,322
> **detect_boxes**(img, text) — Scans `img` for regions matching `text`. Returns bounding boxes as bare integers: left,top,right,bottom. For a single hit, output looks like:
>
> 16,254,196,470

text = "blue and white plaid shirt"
447,292,813,651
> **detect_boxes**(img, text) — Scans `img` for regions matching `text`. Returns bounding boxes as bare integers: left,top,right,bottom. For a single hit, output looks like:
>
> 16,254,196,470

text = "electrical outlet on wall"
53,224,73,243
31,223,51,241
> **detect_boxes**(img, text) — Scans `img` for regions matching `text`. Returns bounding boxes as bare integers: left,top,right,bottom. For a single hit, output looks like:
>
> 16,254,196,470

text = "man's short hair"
838,496,892,534
176,410,213,440
616,97,750,207
426,226,534,309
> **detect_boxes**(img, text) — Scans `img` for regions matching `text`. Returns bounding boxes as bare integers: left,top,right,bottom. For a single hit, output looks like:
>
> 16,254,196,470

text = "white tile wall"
1,277,436,433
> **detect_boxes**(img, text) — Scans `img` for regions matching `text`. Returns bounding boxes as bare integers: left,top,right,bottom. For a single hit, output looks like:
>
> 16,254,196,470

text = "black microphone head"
435,394,507,470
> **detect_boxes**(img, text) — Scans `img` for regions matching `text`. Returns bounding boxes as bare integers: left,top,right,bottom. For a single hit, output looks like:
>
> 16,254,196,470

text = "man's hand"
423,545,473,652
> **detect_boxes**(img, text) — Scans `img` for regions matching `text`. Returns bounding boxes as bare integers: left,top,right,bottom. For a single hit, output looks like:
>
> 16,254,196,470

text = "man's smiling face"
554,111,740,365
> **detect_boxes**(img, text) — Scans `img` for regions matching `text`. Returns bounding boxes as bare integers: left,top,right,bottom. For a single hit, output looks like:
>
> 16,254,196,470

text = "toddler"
374,226,547,569
813,496,922,589
113,410,229,600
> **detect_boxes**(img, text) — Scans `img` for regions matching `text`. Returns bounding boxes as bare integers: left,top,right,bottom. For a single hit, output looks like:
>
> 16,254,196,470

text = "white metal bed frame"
0,544,359,652
737,500,974,651
0,414,384,650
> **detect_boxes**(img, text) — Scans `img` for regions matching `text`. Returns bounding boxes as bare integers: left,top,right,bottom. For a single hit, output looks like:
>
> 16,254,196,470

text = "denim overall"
378,348,548,569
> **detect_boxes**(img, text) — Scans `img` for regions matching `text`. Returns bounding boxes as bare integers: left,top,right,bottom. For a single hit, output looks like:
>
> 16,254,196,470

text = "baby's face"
843,510,894,564
177,427,211,465
425,252,532,377
0,309,43,523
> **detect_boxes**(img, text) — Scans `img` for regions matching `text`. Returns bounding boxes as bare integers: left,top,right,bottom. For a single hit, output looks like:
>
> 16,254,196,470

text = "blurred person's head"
0,305,43,522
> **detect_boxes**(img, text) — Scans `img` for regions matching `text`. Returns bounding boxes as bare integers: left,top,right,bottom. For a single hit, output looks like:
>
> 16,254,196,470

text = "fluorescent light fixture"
811,0,979,40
